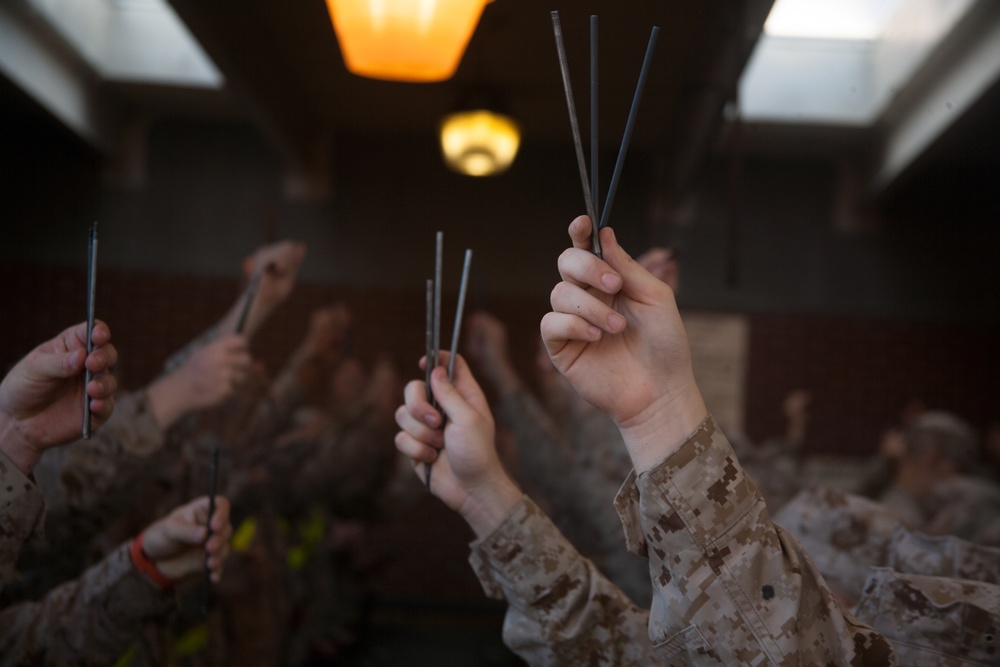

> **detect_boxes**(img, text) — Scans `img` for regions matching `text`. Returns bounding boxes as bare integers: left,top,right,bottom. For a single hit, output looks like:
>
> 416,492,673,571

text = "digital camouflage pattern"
888,525,1000,584
497,388,651,607
470,495,658,666
616,415,893,665
8,389,177,606
0,451,45,594
0,541,174,665
35,389,166,528
854,568,1000,666
772,486,899,603
924,475,1000,547
472,415,898,665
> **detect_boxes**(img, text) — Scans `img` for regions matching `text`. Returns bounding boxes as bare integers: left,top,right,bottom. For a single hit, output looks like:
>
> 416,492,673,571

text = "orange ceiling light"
325,0,493,82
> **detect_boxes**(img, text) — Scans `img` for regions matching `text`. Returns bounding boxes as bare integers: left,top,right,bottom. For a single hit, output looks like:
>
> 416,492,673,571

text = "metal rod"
551,10,602,258
433,232,443,374
447,250,473,381
424,279,434,406
425,232,444,491
599,26,659,231
202,445,219,616
590,15,599,228
425,277,434,491
83,221,98,439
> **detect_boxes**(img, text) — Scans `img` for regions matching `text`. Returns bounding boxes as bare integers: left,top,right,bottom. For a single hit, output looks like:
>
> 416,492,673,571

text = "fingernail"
423,413,437,426
607,314,625,332
601,273,621,291
587,325,601,340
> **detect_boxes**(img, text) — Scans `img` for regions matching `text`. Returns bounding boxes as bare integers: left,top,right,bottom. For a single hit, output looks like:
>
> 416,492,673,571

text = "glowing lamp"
325,0,492,82
440,110,520,176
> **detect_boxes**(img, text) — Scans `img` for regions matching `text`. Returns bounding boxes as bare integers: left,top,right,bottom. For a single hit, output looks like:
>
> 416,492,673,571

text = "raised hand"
0,321,118,475
394,353,520,538
147,334,253,428
245,240,307,314
139,495,233,584
540,217,706,472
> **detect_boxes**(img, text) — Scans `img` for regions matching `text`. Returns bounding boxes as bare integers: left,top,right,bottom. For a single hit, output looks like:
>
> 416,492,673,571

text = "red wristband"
130,531,175,590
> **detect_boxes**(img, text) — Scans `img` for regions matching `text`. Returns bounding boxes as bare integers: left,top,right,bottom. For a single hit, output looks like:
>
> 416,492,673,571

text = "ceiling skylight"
763,0,906,40
27,0,223,88
740,0,974,125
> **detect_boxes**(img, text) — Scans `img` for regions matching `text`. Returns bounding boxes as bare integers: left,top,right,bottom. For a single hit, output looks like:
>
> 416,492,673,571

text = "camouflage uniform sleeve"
0,541,174,665
614,415,897,665
468,496,659,667
0,452,45,594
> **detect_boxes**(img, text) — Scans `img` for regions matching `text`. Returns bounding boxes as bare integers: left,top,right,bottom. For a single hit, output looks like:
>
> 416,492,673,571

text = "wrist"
617,380,708,475
458,475,523,540
129,531,175,590
0,412,41,477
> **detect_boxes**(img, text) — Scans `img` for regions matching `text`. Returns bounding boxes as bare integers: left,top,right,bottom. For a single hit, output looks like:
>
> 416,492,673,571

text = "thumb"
429,366,477,427
599,227,661,300
34,348,87,380
162,520,208,549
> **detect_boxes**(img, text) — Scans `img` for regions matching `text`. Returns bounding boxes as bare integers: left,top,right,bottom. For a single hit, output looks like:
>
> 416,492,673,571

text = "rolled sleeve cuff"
469,496,576,601
0,450,46,542
614,414,761,558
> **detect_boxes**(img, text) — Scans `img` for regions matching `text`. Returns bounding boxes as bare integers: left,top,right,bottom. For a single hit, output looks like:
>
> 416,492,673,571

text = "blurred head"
904,411,979,475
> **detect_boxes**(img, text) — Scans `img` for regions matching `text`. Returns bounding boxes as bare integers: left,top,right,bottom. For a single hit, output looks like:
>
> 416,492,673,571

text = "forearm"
616,375,707,475
0,542,173,666
621,416,894,664
458,475,523,540
469,497,656,666
0,451,46,594
162,322,224,375
0,413,39,477
146,372,197,430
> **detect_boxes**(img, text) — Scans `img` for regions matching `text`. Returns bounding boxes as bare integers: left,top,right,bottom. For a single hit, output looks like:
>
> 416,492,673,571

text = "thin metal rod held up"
447,250,473,381
590,15,599,227
551,10,602,258
83,221,98,438
600,26,659,231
